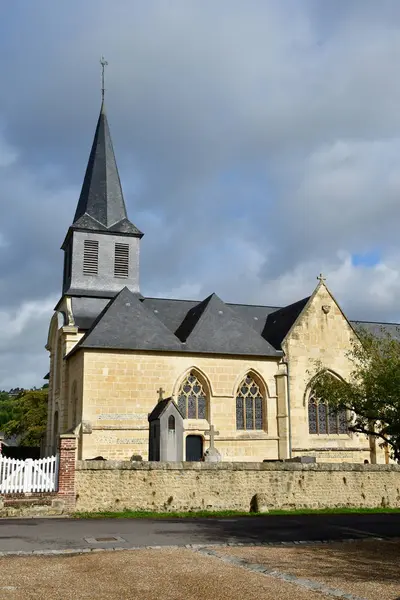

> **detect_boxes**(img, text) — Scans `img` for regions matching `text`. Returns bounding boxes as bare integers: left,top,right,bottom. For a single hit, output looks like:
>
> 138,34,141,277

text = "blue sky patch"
351,250,381,268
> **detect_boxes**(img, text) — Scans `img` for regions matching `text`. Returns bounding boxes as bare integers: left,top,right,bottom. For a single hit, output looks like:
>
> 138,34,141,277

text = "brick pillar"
57,434,77,510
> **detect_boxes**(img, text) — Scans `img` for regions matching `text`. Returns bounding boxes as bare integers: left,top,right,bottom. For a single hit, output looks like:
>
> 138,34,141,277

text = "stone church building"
45,100,392,464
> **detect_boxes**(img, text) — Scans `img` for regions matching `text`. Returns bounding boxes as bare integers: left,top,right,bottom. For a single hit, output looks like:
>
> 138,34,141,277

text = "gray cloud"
1,1,400,388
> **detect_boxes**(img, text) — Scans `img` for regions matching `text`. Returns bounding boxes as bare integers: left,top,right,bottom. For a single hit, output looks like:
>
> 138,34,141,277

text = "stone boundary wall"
75,461,400,513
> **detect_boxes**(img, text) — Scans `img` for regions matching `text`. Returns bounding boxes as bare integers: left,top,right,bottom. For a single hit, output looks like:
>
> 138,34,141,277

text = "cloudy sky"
1,0,400,389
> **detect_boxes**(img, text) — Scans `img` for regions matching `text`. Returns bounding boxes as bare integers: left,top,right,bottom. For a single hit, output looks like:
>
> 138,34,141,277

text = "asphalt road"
0,514,399,554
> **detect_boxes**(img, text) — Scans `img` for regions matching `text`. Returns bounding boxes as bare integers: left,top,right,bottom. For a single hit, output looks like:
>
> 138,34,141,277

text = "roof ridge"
145,296,284,310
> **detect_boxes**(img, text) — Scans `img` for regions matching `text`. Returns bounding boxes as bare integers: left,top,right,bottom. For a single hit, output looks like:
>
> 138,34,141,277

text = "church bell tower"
61,58,143,298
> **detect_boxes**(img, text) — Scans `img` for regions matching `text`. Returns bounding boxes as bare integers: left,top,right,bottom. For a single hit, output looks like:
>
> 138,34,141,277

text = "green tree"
0,392,15,428
0,392,13,431
2,388,48,446
311,327,400,461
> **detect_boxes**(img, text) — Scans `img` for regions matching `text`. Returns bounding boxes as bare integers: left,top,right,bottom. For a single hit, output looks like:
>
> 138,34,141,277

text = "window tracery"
308,388,348,434
236,374,264,430
177,372,207,419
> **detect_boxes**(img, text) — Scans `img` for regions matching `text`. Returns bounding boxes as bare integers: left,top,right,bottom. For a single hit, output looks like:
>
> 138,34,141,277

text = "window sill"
309,434,351,438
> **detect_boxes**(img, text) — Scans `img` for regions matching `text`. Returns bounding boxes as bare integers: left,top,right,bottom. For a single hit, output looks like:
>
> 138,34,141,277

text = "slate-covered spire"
72,101,142,236
60,61,142,298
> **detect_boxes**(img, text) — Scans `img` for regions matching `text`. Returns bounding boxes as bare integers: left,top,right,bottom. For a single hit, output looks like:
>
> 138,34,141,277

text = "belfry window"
308,389,348,434
177,372,207,419
114,243,129,278
236,374,264,430
83,239,99,276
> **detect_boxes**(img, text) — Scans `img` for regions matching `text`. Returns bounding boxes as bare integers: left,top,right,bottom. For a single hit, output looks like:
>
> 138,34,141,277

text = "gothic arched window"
168,415,175,431
236,374,264,430
177,372,207,419
308,389,348,434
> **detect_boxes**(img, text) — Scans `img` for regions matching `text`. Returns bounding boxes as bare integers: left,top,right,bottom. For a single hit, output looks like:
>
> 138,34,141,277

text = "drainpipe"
283,357,292,459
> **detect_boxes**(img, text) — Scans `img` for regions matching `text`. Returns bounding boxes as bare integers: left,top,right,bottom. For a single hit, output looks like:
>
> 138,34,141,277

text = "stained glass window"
236,374,264,430
245,397,254,430
338,408,348,433
255,397,263,430
318,401,328,434
198,397,206,419
308,388,348,434
308,398,317,434
188,394,196,418
177,372,207,419
236,397,244,429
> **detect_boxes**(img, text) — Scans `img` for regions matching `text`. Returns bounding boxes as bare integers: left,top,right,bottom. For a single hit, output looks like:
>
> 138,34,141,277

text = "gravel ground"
0,547,332,600
0,541,398,600
216,540,400,600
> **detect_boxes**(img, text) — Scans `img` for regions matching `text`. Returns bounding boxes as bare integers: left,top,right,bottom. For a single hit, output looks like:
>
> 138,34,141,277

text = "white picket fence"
0,455,59,494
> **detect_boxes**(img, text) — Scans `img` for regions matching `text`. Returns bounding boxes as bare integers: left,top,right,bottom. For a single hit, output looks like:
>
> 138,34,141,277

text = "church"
45,95,393,464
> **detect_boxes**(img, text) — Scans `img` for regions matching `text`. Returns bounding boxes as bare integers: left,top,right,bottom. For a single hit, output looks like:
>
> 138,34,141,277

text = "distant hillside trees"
0,387,48,446
0,391,15,428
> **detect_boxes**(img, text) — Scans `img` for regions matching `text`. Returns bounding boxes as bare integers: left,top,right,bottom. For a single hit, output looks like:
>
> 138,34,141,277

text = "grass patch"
73,507,400,519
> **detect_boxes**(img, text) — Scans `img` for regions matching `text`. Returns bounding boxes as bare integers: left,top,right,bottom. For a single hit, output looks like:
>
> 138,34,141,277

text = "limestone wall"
78,350,281,461
75,461,400,513
283,283,387,463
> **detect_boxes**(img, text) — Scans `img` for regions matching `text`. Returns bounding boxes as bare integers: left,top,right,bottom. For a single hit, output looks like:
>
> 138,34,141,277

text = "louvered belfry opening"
83,239,99,275
114,242,129,278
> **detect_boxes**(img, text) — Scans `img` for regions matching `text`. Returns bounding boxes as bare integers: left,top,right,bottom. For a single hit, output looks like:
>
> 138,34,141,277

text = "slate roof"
175,293,279,355
70,296,111,329
262,297,310,349
351,320,400,341
67,288,282,358
76,288,183,352
66,288,400,359
148,398,183,421
71,102,142,237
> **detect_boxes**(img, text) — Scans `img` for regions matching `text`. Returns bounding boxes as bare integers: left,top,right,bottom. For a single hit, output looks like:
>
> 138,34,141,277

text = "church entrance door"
185,435,203,461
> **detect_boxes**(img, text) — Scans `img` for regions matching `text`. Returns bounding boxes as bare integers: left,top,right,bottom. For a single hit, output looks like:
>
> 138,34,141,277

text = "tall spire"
72,58,142,236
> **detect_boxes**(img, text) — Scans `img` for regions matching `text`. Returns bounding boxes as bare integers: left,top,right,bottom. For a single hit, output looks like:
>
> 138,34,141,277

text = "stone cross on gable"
157,387,165,401
317,273,326,283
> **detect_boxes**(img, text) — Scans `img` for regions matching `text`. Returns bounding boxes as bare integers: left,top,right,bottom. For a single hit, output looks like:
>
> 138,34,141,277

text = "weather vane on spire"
100,56,108,101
